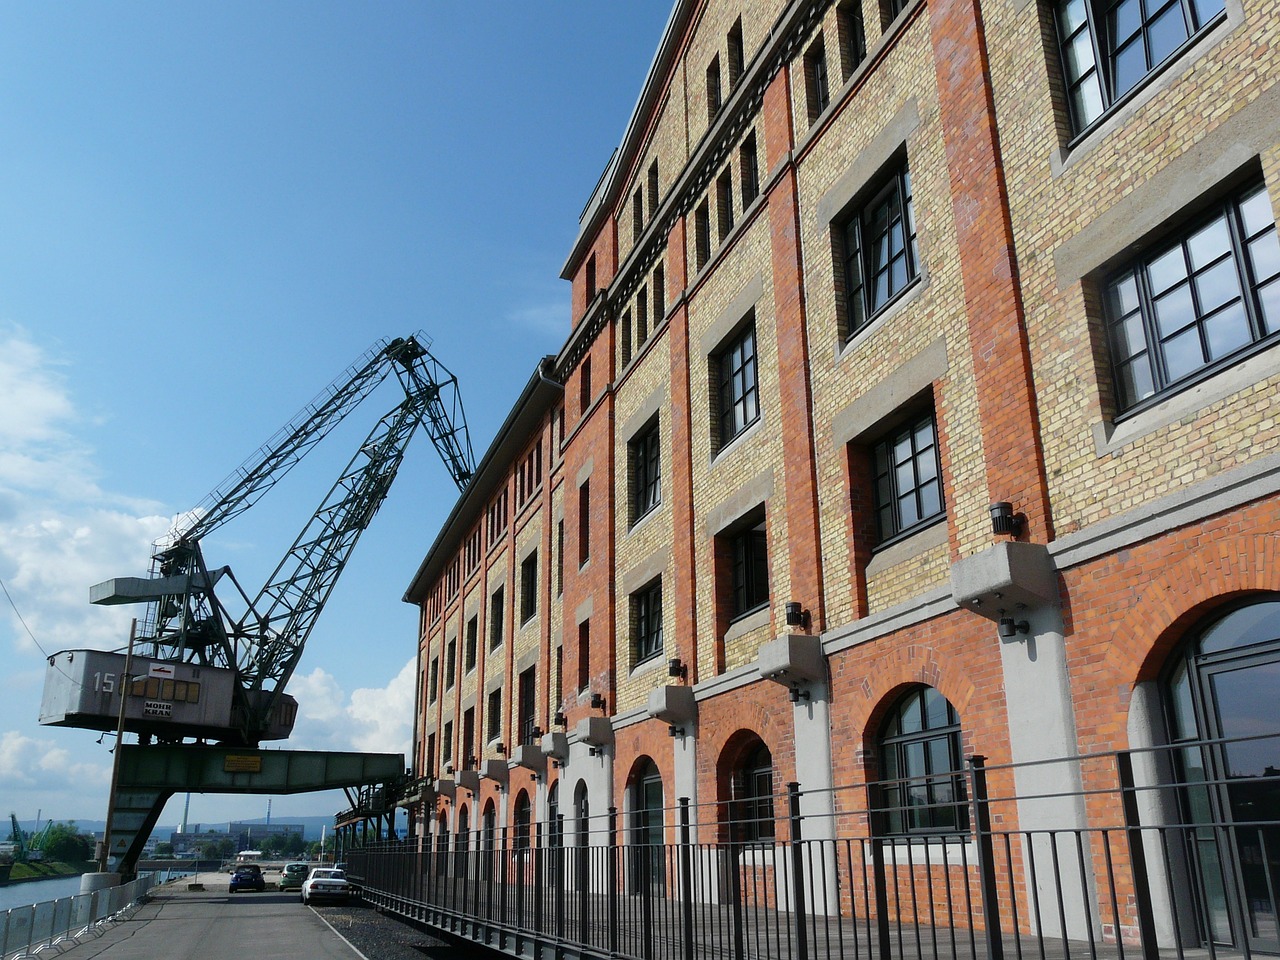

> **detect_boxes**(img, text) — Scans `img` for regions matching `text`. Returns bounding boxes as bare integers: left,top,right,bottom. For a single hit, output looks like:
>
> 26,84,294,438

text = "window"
882,0,909,25
728,517,769,618
837,0,867,79
518,666,537,746
586,254,597,300
426,732,436,776
647,161,659,217
578,479,591,566
804,36,830,123
633,187,644,244
577,619,591,692
872,408,944,542
580,356,592,416
878,686,967,835
429,658,439,703
706,55,722,121
638,285,649,345
622,309,633,366
632,580,664,665
695,200,711,271
486,688,502,743
740,133,760,209
445,639,456,690
630,419,662,522
840,160,918,334
728,18,745,87
715,319,760,447
443,720,453,765
465,616,478,672
653,265,665,322
489,585,505,650
520,551,538,624
732,742,775,843
556,519,565,596
1054,0,1225,134
1106,181,1280,412
717,168,735,242
462,707,475,766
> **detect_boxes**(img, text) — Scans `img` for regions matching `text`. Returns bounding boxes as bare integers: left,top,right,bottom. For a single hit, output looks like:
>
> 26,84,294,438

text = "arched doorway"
629,757,664,892
481,799,496,881
1164,596,1280,950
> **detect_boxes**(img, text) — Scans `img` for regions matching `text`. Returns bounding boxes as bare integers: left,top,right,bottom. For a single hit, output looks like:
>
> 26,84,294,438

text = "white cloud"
507,297,570,339
288,657,416,758
0,729,110,793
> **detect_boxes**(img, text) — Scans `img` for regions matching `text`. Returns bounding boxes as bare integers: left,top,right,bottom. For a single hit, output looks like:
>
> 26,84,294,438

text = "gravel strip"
312,903,496,960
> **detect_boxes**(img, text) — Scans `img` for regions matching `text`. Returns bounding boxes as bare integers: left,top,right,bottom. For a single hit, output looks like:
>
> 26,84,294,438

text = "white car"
300,867,354,905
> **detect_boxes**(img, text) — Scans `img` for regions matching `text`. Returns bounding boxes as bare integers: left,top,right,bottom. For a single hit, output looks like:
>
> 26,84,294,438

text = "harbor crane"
38,334,474,872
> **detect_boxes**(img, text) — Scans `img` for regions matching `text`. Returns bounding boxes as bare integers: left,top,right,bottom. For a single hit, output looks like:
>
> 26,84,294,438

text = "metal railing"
348,736,1280,960
0,873,161,960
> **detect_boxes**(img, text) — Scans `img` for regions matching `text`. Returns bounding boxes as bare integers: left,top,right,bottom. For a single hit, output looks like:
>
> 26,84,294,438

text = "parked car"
229,864,265,893
278,861,309,892
300,867,353,905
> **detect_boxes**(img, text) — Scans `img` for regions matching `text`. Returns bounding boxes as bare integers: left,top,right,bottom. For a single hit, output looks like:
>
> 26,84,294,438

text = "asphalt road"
47,871,488,960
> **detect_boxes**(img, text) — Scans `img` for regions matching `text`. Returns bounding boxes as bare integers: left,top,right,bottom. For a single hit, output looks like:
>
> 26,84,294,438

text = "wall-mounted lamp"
590,692,607,712
495,742,506,755
552,759,562,769
989,502,1023,536
788,685,811,703
667,657,687,680
784,601,810,629
553,711,567,727
531,725,544,740
668,725,685,738
588,746,602,758
998,617,1030,639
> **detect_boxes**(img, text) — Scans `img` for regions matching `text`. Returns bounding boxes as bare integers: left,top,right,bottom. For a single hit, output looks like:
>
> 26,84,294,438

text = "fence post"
679,797,695,960
967,755,1005,960
608,806,620,955
1116,751,1160,960
865,782,893,960
555,812,566,941
534,818,544,938
787,782,810,960
640,813,655,960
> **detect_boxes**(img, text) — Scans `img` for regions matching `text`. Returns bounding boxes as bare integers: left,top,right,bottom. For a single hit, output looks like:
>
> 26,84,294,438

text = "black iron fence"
348,737,1280,960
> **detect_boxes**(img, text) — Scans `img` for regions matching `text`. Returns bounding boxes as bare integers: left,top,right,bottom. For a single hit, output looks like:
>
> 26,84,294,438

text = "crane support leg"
107,744,404,877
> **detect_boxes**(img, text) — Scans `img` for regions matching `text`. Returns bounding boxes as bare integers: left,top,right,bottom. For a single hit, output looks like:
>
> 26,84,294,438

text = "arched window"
481,800,496,880
1163,597,1280,952
514,790,532,851
455,806,470,874
575,781,591,846
630,758,664,891
732,741,775,843
877,685,966,836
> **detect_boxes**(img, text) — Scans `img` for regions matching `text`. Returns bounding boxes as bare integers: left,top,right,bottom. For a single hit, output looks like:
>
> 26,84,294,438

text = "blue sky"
0,2,672,829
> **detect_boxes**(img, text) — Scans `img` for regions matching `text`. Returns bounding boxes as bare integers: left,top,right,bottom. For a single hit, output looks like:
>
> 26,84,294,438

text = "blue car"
229,864,265,893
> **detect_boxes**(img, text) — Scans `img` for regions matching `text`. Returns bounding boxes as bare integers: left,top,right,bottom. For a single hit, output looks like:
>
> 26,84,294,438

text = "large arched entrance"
1164,596,1280,950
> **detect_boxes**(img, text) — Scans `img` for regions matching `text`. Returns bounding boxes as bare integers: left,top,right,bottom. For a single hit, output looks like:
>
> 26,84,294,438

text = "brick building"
400,0,1280,949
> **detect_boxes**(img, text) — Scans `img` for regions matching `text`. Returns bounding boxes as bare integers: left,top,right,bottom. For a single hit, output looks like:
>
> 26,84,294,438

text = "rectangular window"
580,356,592,416
586,254,597,299
486,688,502,743
728,18,745,87
638,285,649,345
653,264,665,322
695,200,712,271
442,720,453,764
462,707,475,767
556,519,565,596
445,639,456,689
632,580,664,665
717,168,735,242
429,658,439,703
805,36,830,123
841,160,918,335
740,133,760,209
647,161,659,217
489,585,505,650
630,419,662,523
518,666,537,746
837,0,867,79
577,620,591,692
706,55,722,121
520,551,538,624
578,479,591,566
1106,181,1280,412
729,519,769,618
426,732,436,776
633,188,644,244
622,309,633,366
716,319,761,447
465,616,478,672
872,409,945,542
1054,0,1225,134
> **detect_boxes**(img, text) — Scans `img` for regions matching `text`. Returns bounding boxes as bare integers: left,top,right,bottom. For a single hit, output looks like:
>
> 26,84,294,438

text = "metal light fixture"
998,617,1030,638
531,725,543,740
784,601,808,628
788,685,811,703
668,725,684,737
553,711,567,727
667,657,687,680
989,502,1022,536
590,692,607,711
495,742,506,755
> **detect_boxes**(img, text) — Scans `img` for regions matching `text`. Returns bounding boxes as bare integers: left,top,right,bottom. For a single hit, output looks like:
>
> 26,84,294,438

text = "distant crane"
7,814,25,862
